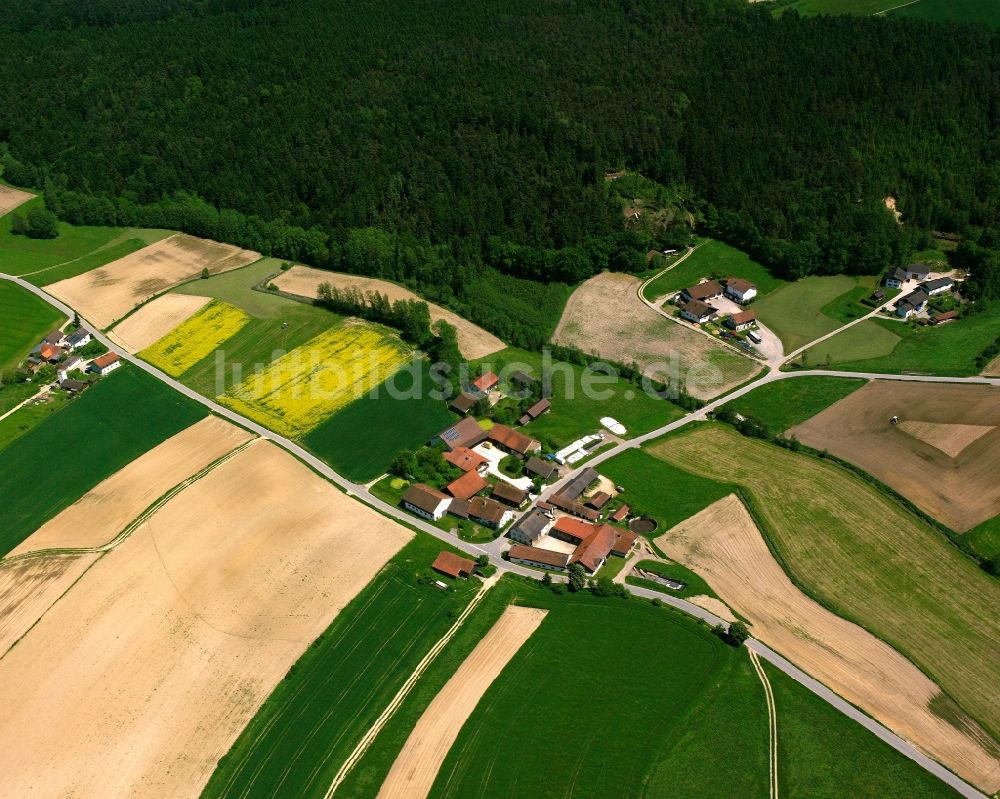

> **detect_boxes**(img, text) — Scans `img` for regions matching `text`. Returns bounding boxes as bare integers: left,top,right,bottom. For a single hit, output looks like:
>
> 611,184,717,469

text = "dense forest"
3,0,1000,345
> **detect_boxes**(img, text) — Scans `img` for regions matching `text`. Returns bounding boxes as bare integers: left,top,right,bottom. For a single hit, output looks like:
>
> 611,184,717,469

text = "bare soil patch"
8,416,254,557
377,605,546,799
551,272,760,400
0,184,34,217
0,441,412,798
983,354,1000,377
0,553,98,657
45,233,259,329
788,380,1000,532
273,265,505,359
656,495,1000,792
686,594,736,623
107,293,212,352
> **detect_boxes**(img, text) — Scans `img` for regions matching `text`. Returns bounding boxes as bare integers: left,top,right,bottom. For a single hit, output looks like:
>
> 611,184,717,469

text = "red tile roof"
610,529,638,557
39,344,60,360
472,371,499,393
586,491,611,510
445,470,489,500
730,310,757,325
725,277,756,294
442,447,488,473
439,416,489,451
569,524,618,573
93,352,120,369
553,515,596,542
610,504,630,522
432,551,476,579
683,280,723,301
488,424,539,456
507,545,569,569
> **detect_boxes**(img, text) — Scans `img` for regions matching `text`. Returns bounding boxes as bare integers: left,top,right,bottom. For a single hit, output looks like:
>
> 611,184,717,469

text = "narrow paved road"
2,273,992,799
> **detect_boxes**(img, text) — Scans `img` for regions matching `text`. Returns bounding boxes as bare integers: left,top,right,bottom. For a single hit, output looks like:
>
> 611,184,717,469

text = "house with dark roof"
510,370,535,388
517,398,550,426
56,357,84,383
403,483,452,521
437,416,489,451
468,496,514,529
560,467,599,501
472,371,500,394
42,329,66,348
922,277,955,296
449,391,479,415
896,288,929,319
586,491,611,510
525,456,556,480
509,508,552,545
507,545,569,571
38,343,61,362
548,493,600,520
491,481,529,508
932,310,959,325
724,277,757,304
724,310,757,332
448,499,471,519
678,298,718,325
432,551,477,579
487,424,540,457
59,379,88,394
680,280,723,303
65,329,92,350
885,266,908,288
442,447,488,474
445,470,489,501
905,263,931,281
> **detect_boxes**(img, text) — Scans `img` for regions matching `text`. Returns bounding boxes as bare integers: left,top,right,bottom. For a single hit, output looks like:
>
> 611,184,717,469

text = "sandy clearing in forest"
45,233,260,329
8,416,254,557
0,441,412,798
0,184,34,217
656,495,1000,792
788,380,1000,532
272,265,505,359
0,553,99,657
377,605,546,799
107,293,212,352
551,271,760,400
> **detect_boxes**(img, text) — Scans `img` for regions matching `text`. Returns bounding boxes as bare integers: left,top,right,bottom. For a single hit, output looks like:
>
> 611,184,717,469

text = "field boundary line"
0,437,257,564
324,574,500,798
750,648,779,799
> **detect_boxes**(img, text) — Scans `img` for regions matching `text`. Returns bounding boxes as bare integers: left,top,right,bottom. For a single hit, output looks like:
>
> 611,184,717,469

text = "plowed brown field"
788,380,1000,532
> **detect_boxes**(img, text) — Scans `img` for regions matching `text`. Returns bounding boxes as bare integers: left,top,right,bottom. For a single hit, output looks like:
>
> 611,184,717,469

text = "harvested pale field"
551,272,761,400
0,184,34,216
0,553,99,657
656,495,1000,792
0,441,411,798
7,416,254,557
687,594,736,623
651,425,1000,764
107,293,211,353
378,605,546,799
983,354,1000,377
45,233,260,329
788,380,1000,531
272,265,505,359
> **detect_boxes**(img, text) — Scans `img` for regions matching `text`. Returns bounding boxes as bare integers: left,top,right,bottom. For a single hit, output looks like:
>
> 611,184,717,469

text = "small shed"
431,551,476,579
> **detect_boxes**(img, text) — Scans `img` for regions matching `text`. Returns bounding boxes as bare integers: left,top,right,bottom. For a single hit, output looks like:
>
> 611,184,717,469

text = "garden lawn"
764,661,960,797
721,376,867,433
0,367,206,555
753,275,856,352
642,239,785,301
304,358,454,482
600,446,733,533
473,347,683,448
626,558,719,600
0,280,65,372
201,534,480,799
820,313,1000,376
651,423,1000,744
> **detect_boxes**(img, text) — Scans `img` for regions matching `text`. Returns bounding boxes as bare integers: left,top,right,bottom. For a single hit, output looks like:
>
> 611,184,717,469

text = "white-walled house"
724,277,757,304
402,483,452,521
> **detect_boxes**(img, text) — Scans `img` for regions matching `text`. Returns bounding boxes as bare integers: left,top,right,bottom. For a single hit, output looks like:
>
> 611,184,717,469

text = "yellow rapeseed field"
140,300,250,377
220,323,410,437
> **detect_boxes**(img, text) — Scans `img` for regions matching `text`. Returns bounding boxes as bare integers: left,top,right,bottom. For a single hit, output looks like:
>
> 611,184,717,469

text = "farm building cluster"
19,325,118,395
883,266,960,321
669,277,763,350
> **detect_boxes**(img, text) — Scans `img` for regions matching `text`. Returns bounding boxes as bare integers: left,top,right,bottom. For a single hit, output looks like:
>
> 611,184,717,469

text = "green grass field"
966,515,1000,562
626,558,719,599
474,347,684,447
0,367,206,555
652,423,1000,744
0,280,65,372
0,387,73,450
304,358,455,482
720,375,867,433
171,257,285,317
780,0,1000,26
202,534,481,799
801,319,902,366
600,446,733,534
24,231,170,286
813,312,1000,376
753,274,857,352
642,239,785,301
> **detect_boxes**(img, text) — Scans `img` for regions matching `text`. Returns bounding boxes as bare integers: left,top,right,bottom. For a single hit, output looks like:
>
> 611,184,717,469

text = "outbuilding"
402,483,452,521
432,551,477,579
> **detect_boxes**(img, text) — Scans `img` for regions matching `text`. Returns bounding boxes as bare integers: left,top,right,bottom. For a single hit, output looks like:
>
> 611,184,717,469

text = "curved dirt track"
376,605,546,799
656,495,1000,792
